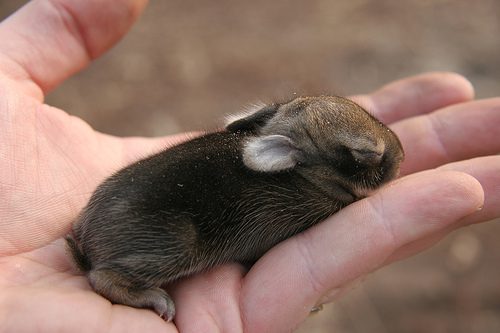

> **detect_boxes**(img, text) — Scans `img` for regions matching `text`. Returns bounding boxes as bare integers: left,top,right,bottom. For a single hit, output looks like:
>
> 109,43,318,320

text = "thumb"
0,0,147,98
241,170,484,333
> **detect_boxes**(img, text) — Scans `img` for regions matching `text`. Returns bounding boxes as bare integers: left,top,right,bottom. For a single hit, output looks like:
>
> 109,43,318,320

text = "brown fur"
67,96,404,321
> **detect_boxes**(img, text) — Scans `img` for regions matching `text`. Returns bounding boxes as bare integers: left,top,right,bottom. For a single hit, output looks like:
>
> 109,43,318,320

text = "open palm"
1,1,499,332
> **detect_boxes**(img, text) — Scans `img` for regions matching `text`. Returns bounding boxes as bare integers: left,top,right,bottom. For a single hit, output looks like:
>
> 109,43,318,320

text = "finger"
386,156,500,263
393,98,500,175
439,156,500,224
171,265,246,333
240,170,483,333
0,0,147,99
351,72,474,124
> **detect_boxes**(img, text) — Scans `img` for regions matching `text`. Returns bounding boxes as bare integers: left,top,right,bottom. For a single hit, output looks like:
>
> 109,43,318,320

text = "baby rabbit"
66,96,404,321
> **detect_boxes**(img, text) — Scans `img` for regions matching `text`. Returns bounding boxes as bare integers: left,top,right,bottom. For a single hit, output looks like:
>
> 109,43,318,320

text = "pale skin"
0,0,499,332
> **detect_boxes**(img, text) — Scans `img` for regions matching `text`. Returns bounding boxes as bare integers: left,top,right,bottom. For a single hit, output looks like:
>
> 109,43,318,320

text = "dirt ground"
1,1,499,332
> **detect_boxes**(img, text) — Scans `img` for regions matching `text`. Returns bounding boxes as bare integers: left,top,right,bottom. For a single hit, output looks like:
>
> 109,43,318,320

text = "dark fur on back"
66,96,404,320
71,131,340,281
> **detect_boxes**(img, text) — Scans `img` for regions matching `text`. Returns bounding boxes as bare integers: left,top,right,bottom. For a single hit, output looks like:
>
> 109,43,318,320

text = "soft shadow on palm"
0,238,183,331
1,226,247,332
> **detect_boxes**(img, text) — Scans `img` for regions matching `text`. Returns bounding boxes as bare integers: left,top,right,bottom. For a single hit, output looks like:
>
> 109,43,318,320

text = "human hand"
1,1,499,332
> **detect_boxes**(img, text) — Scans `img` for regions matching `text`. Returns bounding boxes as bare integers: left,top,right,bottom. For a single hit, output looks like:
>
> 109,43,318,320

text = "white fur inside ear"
224,102,267,127
242,135,298,172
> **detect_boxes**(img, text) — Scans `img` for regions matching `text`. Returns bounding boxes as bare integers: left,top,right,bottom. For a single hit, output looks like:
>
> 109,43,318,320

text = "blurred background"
1,1,499,332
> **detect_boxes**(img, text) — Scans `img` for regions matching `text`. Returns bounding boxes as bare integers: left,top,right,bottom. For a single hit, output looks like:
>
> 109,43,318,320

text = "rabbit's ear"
242,134,300,172
226,104,279,133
